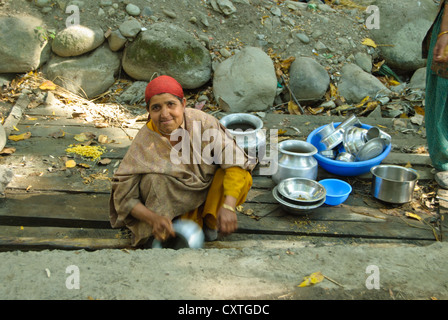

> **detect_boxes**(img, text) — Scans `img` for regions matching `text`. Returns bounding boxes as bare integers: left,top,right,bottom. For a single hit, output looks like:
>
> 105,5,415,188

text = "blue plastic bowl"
306,122,391,176
319,179,352,206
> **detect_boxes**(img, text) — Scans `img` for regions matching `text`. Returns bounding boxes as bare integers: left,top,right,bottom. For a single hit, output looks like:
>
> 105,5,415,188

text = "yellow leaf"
414,106,425,116
13,126,19,132
388,79,400,86
65,160,77,168
288,101,301,115
362,38,377,48
307,106,324,115
280,56,295,71
8,132,32,141
74,133,88,142
405,212,422,221
39,80,57,91
278,129,287,135
298,271,324,287
356,96,370,108
330,83,338,98
98,134,108,144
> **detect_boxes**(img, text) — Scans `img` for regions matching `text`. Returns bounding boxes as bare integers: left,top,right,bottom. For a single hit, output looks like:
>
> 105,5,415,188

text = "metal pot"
272,140,318,184
152,220,205,249
219,113,266,155
343,126,368,154
336,152,355,162
321,128,344,150
370,165,419,204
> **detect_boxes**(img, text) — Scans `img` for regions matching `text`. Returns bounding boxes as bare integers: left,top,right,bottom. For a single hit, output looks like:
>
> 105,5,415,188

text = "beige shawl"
109,108,256,246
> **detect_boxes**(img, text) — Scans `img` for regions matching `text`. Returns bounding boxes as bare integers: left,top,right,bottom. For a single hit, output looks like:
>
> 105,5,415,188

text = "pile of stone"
0,0,440,116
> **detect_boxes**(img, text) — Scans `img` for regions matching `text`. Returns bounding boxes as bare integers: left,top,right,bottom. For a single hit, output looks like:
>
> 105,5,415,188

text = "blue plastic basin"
306,122,391,176
319,179,352,206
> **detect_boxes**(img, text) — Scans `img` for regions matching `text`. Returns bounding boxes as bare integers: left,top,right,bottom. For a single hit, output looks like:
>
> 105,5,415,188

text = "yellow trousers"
180,168,252,230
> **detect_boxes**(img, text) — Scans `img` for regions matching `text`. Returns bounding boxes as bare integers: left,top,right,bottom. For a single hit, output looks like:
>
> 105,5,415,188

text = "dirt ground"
0,238,447,301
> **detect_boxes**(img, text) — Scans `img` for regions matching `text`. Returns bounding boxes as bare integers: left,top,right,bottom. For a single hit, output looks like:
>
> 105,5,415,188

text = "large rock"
409,67,427,90
213,46,277,113
369,0,438,72
0,15,50,73
44,45,120,99
338,63,391,103
288,57,330,102
122,22,212,89
52,25,105,57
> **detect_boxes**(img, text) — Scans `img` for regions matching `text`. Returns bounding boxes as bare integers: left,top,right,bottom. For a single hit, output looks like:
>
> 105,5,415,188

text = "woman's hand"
131,202,175,241
150,215,175,242
434,33,448,63
217,196,238,235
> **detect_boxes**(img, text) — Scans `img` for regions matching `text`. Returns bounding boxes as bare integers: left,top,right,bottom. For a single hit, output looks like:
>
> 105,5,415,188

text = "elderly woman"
423,0,448,188
109,76,256,247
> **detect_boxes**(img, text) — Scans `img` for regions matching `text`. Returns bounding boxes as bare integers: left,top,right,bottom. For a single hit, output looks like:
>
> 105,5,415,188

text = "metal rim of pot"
278,139,317,157
219,113,263,136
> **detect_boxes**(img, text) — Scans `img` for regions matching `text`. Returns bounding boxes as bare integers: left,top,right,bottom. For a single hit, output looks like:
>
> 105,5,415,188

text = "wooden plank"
0,191,111,226
237,211,444,241
0,226,131,251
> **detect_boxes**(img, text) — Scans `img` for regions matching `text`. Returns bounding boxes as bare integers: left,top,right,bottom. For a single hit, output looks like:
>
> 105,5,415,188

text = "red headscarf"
145,75,184,104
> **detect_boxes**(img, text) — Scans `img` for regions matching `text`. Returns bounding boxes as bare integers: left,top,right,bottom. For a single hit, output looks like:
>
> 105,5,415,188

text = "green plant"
34,26,56,42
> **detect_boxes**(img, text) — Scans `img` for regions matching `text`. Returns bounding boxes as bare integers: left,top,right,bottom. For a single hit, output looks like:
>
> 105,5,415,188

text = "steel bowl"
277,178,326,205
273,186,325,215
370,165,419,204
356,138,386,161
152,220,205,249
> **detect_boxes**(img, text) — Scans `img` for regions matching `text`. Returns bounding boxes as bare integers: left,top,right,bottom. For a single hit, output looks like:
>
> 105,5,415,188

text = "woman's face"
148,93,186,135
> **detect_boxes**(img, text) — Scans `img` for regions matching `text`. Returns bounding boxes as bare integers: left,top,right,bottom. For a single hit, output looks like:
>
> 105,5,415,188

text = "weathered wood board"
0,108,443,250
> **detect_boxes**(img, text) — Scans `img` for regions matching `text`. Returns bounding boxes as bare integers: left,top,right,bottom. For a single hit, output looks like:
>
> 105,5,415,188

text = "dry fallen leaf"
8,132,32,142
74,133,87,142
65,160,77,168
298,271,325,287
49,129,65,139
288,100,301,115
98,135,108,144
98,158,111,165
362,38,377,48
39,80,57,91
405,212,422,221
0,147,16,155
